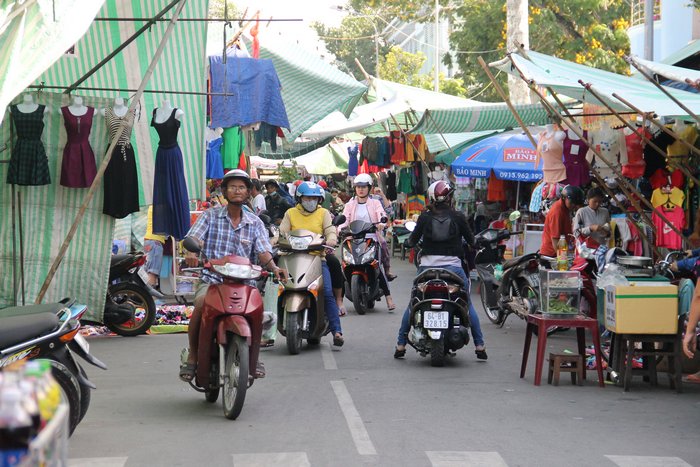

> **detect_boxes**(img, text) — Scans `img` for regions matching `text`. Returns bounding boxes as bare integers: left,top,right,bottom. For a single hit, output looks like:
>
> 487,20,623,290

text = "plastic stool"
548,353,584,386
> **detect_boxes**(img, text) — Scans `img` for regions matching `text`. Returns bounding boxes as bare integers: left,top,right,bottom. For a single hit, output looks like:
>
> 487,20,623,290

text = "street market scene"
1,0,700,465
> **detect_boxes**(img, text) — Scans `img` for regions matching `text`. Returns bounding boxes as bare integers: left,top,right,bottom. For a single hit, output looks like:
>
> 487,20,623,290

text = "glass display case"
539,270,581,317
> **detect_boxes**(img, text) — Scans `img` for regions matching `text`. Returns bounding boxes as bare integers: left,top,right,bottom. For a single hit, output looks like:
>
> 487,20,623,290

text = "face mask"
301,199,318,212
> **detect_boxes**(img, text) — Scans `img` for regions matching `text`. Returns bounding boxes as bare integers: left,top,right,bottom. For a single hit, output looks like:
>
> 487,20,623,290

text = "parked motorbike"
180,237,266,420
656,250,693,284
98,252,156,336
0,299,107,435
339,217,388,315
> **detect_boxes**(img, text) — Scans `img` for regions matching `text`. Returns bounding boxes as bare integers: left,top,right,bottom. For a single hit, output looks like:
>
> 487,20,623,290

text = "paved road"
69,257,700,466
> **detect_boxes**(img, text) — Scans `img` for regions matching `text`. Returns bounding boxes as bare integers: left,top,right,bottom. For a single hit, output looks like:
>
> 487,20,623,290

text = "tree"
379,46,467,96
208,0,241,19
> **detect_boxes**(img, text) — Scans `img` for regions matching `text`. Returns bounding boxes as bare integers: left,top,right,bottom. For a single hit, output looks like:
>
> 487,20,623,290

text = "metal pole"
18,190,25,306
644,0,654,60
434,0,439,92
30,84,236,97
10,185,17,307
36,0,190,303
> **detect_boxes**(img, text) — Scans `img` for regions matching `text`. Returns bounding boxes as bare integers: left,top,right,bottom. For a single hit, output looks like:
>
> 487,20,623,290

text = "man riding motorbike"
394,181,487,360
539,185,585,257
180,169,287,381
279,181,345,346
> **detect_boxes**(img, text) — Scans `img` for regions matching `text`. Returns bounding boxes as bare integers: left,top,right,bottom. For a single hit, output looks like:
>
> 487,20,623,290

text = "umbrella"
451,132,542,181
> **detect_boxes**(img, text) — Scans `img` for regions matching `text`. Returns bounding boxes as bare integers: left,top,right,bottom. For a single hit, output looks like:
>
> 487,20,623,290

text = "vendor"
539,185,585,257
572,187,611,248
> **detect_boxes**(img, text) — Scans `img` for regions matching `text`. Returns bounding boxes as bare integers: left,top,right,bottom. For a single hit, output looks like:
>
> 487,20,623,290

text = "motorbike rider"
572,187,611,248
264,180,293,225
180,169,287,382
394,181,488,360
338,174,397,309
279,181,345,346
539,185,585,257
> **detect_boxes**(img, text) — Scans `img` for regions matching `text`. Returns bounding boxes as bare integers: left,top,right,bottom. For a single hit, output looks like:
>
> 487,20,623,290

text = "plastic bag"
596,263,629,290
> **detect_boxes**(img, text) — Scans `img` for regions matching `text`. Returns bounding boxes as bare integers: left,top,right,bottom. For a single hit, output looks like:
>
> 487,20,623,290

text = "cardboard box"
605,282,678,334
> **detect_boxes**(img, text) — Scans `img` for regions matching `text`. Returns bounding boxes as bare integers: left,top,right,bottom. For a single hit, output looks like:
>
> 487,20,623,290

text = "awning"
0,0,105,123
661,40,700,65
409,103,551,134
492,50,700,117
629,55,700,87
250,142,351,175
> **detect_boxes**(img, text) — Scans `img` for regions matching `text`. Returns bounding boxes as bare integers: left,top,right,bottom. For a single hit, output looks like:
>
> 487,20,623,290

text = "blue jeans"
396,265,484,347
322,261,342,335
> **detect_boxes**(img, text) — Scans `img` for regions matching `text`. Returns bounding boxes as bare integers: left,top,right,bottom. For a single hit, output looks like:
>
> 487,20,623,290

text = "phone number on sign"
496,171,542,181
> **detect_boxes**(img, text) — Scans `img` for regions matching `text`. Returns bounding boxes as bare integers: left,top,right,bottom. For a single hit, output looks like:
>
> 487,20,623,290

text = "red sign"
503,147,537,163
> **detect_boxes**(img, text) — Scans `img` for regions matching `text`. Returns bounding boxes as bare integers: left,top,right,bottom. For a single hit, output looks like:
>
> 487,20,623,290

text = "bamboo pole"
626,56,700,126
612,92,700,183
36,0,190,303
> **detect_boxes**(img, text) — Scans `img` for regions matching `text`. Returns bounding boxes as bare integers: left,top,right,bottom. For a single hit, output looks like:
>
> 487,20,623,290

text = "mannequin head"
23,94,34,104
114,97,125,107
161,99,171,109
72,96,83,106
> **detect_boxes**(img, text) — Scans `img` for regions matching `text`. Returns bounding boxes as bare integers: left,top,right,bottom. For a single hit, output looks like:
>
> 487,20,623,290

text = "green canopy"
410,104,551,135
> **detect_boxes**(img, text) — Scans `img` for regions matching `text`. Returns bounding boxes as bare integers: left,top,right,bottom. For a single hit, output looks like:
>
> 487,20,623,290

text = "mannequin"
66,96,97,117
16,94,49,114
538,122,567,184
102,96,139,218
7,94,51,185
154,99,184,123
60,95,97,188
563,126,590,187
101,97,129,118
206,127,225,179
620,123,650,179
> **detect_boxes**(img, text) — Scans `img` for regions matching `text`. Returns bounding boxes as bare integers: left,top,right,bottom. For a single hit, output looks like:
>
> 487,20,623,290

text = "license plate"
137,267,150,283
424,311,449,329
530,273,540,286
74,333,90,354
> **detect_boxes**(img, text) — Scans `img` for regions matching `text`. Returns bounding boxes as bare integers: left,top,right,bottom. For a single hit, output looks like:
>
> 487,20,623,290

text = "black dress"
7,105,50,186
103,107,139,218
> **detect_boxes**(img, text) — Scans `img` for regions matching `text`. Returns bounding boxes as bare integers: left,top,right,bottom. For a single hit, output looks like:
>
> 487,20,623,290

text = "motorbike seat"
413,268,464,287
502,253,539,270
0,312,60,349
0,303,66,318
110,253,137,269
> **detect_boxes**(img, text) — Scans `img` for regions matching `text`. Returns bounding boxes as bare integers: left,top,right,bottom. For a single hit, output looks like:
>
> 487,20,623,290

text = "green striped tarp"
409,104,552,135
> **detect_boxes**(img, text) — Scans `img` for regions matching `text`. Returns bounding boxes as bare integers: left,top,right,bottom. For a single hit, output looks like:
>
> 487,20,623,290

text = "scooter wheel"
48,359,82,435
106,282,156,336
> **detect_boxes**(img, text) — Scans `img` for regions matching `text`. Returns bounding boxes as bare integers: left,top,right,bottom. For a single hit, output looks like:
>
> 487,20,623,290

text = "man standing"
539,185,585,257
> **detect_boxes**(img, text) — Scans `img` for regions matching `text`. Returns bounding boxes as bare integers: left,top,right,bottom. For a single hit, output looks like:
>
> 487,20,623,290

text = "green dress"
7,105,50,186
222,126,245,170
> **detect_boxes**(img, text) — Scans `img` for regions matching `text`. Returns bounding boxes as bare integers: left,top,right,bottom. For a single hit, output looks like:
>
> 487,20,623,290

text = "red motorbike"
182,237,266,420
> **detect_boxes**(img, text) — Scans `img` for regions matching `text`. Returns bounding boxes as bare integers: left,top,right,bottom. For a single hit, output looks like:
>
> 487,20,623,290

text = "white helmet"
353,173,373,187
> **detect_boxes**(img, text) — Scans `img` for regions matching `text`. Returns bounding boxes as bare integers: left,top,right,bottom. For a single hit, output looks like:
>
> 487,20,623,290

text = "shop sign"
502,148,537,163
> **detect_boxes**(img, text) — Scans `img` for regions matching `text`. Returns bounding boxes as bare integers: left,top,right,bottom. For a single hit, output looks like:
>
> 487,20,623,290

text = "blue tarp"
451,132,543,181
209,56,290,129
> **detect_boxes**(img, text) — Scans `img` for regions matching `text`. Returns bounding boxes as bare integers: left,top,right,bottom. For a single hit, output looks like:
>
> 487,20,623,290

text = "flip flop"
179,363,196,382
261,339,275,348
387,273,397,282
333,333,344,347
255,361,266,379
683,372,700,384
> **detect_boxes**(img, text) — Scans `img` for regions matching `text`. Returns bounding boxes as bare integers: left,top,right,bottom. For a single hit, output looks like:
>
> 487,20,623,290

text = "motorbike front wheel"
430,337,446,367
351,275,367,315
106,282,156,336
479,280,503,324
48,359,82,435
285,312,303,355
222,335,249,420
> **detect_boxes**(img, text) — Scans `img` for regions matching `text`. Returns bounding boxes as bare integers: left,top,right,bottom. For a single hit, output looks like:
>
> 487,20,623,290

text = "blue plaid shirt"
188,206,272,283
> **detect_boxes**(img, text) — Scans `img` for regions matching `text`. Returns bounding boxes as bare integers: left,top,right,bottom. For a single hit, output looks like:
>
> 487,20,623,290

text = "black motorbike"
340,218,387,315
101,252,157,336
474,228,547,329
0,299,107,435
406,268,471,367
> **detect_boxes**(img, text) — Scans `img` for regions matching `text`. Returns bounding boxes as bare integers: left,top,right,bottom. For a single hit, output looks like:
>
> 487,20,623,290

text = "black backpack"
427,213,458,243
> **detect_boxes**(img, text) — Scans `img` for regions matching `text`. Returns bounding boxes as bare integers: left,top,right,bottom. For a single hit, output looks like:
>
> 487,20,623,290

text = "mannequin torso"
101,97,128,118
16,94,48,114
539,124,567,184
66,96,97,117
154,100,184,123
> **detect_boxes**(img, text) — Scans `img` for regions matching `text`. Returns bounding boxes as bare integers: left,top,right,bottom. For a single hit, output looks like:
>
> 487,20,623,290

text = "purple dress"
60,106,97,188
563,130,590,187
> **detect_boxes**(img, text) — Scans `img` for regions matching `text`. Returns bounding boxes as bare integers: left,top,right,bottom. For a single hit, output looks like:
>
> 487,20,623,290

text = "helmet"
295,181,325,200
353,173,373,187
561,185,585,206
318,180,328,189
427,180,454,204
293,180,303,187
222,169,252,190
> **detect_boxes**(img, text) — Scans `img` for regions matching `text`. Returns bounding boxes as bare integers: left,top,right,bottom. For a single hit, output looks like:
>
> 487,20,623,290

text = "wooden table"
520,314,605,387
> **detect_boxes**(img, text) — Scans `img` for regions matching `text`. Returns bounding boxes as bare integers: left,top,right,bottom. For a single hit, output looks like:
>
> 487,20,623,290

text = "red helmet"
318,180,328,189
293,180,303,187
427,181,454,204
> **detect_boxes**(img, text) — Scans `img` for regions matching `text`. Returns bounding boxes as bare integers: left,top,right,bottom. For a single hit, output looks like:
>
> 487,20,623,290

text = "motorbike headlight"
212,263,261,280
289,235,313,251
360,245,377,264
342,247,354,264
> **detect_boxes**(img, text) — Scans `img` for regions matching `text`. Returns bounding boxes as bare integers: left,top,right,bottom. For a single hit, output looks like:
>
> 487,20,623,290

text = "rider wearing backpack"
394,181,487,360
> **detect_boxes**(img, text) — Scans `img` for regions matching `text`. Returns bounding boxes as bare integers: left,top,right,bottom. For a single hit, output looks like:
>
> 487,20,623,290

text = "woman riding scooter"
394,181,487,360
279,181,345,346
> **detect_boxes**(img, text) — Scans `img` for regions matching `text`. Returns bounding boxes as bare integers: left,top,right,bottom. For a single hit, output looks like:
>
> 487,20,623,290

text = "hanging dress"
7,105,50,186
222,126,245,170
621,128,649,179
103,107,140,219
151,108,190,240
562,130,591,187
206,136,224,179
60,106,97,188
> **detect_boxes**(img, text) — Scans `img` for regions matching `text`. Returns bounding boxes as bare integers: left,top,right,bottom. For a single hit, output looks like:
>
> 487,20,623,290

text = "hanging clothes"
620,127,650,179
651,186,685,209
390,131,405,164
398,167,413,194
103,107,139,219
254,122,279,152
667,122,698,158
386,170,397,201
487,175,506,202
60,106,96,188
649,168,684,190
206,136,224,179
653,206,684,249
7,105,50,186
643,129,674,178
538,127,567,184
151,109,191,240
562,130,590,187
347,144,359,176
589,126,621,179
222,126,245,170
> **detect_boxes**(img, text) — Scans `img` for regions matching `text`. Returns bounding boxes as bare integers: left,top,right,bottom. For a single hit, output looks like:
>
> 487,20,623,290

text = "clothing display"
206,136,224,179
620,127,650,179
650,186,685,209
666,122,697,158
486,175,506,202
7,105,50,186
347,144,359,176
562,130,590,187
60,106,96,188
222,126,245,170
103,107,139,219
590,126,621,179
538,127,567,184
649,168,684,190
642,130,674,178
652,206,684,249
151,108,191,240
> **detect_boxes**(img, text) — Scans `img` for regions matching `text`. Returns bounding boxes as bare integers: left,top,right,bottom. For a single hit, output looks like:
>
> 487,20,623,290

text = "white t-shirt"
420,255,463,268
252,193,266,214
355,203,371,223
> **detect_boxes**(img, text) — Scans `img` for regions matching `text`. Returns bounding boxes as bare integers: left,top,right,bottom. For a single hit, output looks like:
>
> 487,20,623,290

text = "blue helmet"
296,181,325,201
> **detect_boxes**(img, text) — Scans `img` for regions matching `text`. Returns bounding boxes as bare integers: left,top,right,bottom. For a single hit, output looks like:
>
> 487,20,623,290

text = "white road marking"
232,452,310,467
69,458,128,467
330,380,377,456
427,451,509,467
606,455,693,467
321,342,337,370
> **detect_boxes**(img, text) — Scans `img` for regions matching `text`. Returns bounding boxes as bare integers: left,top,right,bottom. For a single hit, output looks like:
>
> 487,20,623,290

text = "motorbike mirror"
182,237,201,254
259,213,272,225
332,214,347,226
405,221,417,232
380,216,388,224
509,210,521,222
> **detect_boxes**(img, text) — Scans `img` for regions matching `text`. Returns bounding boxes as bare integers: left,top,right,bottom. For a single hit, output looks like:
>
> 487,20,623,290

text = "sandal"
255,361,266,379
339,306,347,317
179,363,196,382
333,333,344,347
261,339,275,348
394,346,406,359
475,348,488,360
387,273,397,282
